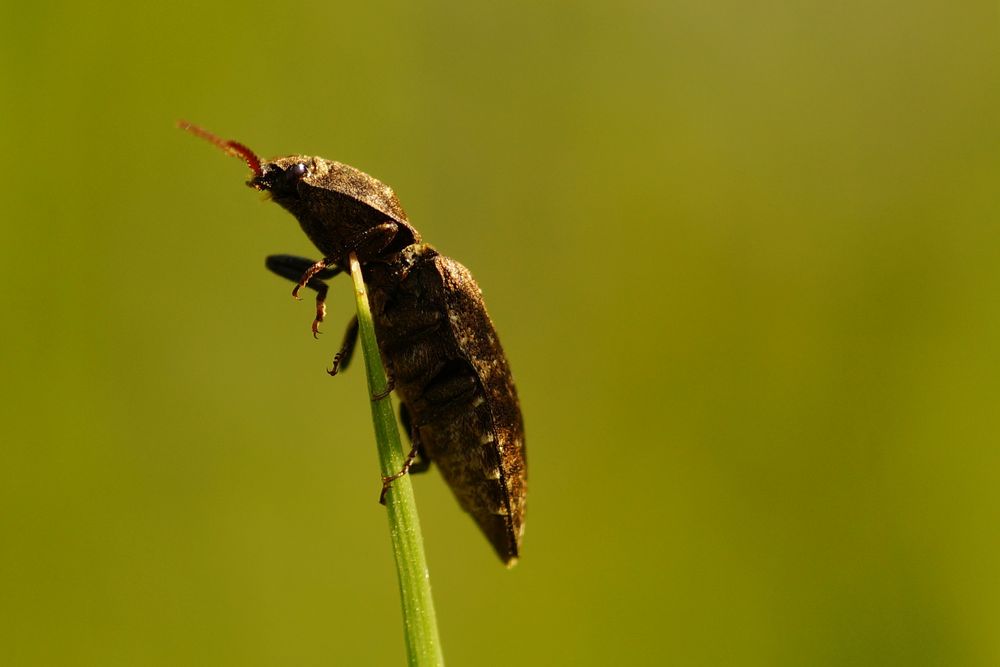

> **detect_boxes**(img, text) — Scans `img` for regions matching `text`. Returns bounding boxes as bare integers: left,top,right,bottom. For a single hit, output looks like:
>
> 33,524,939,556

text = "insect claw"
327,353,344,376
379,445,421,504
371,375,395,401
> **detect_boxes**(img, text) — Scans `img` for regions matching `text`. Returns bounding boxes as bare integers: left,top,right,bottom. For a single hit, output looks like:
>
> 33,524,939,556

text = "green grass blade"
348,253,445,667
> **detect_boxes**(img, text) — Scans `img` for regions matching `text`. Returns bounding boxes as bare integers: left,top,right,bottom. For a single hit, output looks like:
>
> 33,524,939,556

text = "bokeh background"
3,2,999,665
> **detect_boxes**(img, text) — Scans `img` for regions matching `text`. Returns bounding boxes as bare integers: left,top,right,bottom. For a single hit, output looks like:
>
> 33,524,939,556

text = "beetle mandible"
181,122,526,565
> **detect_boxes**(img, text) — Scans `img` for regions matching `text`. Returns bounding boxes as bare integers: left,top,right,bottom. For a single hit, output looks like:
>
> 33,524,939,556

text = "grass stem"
348,253,444,667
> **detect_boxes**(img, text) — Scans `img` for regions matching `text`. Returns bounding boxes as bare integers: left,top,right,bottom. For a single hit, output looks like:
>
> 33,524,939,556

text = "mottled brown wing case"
434,252,527,560
368,244,526,564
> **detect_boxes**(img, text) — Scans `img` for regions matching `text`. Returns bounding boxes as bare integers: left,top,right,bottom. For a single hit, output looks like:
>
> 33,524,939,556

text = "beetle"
180,123,526,565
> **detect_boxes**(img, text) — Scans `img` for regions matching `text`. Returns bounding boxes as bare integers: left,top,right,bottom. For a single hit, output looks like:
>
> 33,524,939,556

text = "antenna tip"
178,121,263,179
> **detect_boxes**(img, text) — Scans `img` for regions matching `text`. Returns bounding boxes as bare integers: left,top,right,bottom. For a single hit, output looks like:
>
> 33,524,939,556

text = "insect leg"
399,403,431,475
371,374,396,402
291,258,337,301
379,404,431,504
265,255,342,337
327,316,359,376
347,221,402,262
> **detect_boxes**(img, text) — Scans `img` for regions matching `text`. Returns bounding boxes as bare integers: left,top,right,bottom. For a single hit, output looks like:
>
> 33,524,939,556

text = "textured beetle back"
319,159,409,223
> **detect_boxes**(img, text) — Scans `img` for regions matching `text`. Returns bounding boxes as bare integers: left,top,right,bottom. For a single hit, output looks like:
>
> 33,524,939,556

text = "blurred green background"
3,1,999,665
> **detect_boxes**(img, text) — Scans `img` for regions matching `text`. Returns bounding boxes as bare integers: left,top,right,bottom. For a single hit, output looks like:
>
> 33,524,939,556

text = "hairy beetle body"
181,123,526,565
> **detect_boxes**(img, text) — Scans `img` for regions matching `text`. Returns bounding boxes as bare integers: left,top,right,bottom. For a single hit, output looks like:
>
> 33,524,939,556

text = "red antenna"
178,121,262,178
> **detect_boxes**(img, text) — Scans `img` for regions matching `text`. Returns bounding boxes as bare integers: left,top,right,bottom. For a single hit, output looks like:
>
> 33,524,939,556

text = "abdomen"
367,244,526,564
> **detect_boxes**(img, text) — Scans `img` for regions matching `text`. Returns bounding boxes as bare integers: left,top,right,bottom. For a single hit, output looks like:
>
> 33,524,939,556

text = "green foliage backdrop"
2,1,999,665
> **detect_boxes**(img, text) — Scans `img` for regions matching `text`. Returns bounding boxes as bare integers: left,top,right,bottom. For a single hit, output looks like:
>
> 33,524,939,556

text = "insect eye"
272,162,309,196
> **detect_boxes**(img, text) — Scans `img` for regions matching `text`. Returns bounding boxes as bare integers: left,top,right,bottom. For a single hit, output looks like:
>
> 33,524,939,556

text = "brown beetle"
181,123,526,565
